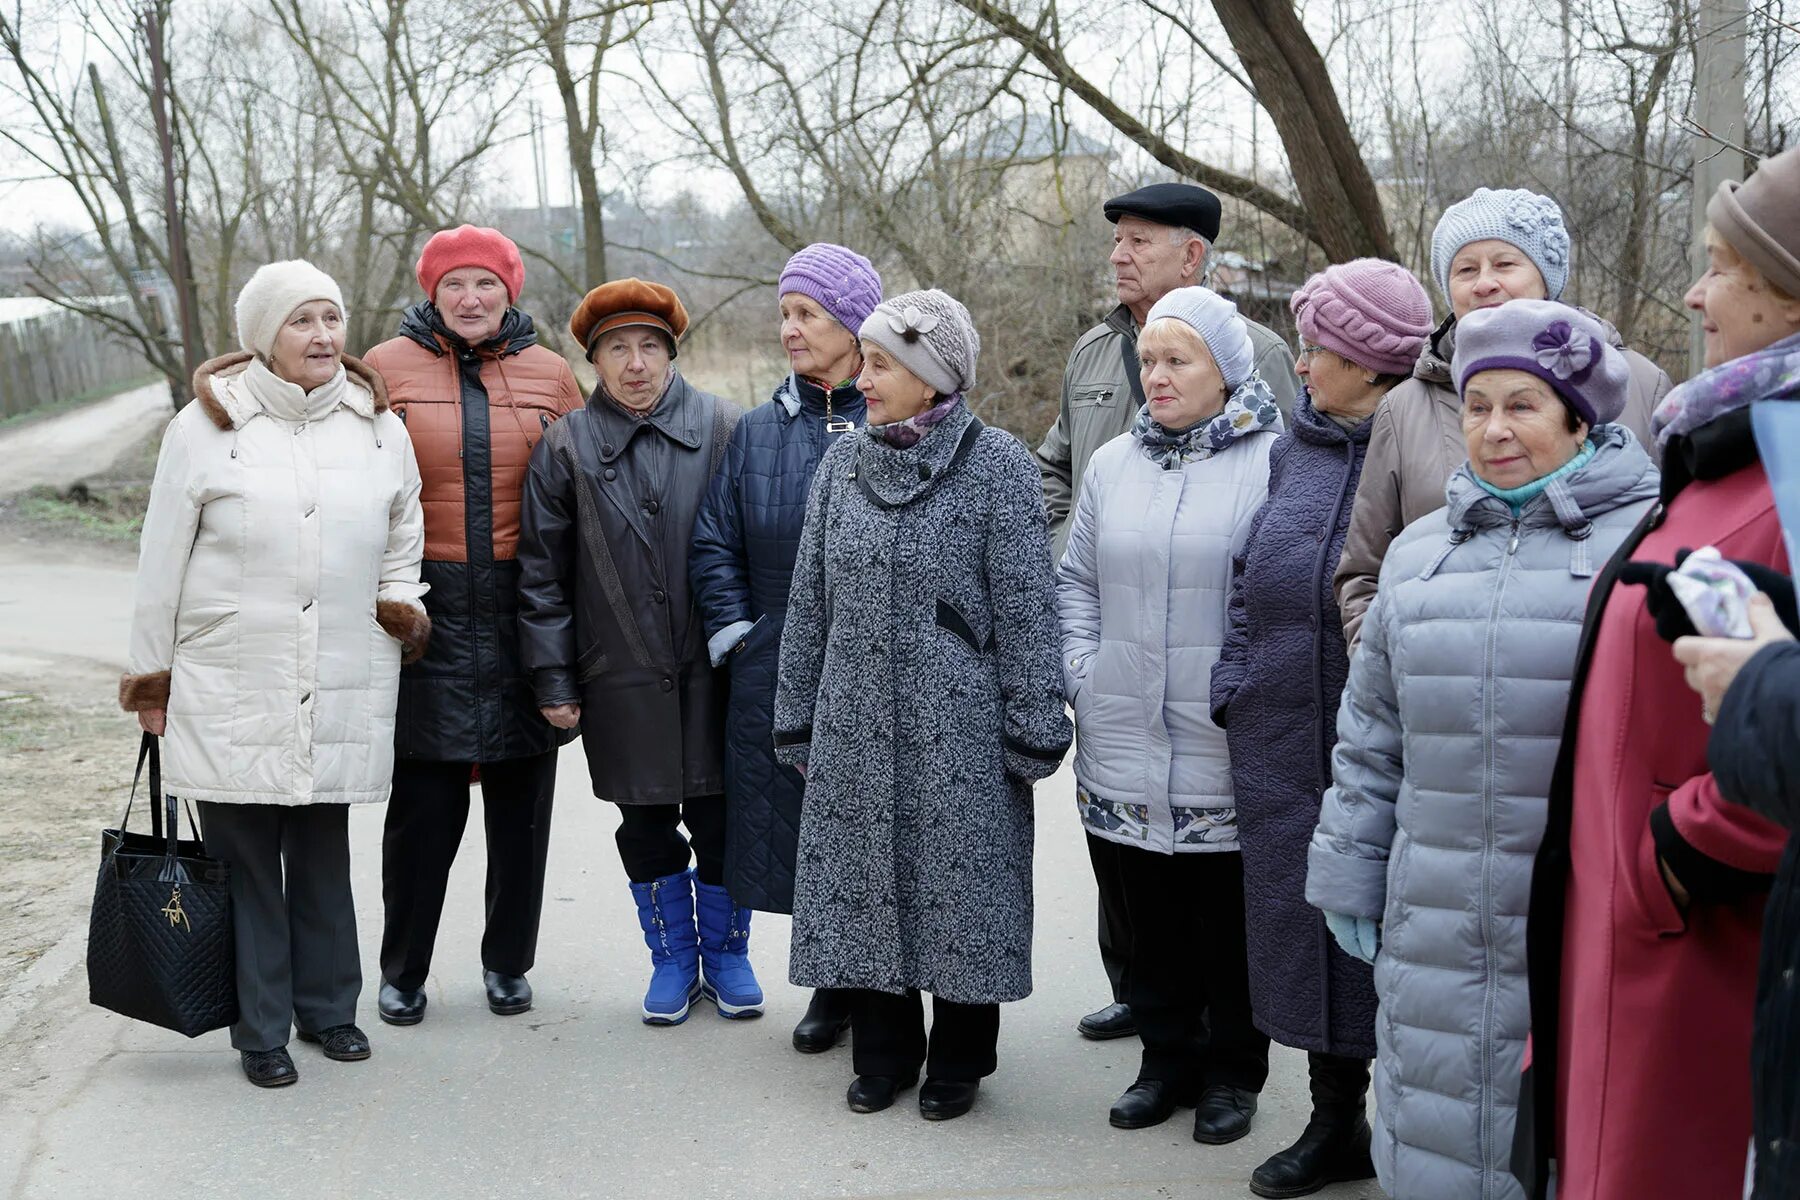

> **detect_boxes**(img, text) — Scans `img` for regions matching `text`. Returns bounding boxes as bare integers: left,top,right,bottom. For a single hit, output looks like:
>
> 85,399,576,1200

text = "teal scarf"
1474,439,1596,514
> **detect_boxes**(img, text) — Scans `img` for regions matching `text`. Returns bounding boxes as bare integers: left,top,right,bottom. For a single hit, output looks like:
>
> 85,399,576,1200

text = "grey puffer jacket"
773,403,1071,1005
1306,425,1657,1200
1058,422,1276,855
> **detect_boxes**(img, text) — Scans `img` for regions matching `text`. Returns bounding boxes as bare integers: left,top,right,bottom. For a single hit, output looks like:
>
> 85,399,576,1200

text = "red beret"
570,278,689,360
416,225,525,303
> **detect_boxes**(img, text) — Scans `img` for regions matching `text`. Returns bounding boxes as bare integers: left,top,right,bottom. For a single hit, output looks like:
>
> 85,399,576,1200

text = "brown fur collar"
118,670,171,712
376,599,432,665
192,350,389,431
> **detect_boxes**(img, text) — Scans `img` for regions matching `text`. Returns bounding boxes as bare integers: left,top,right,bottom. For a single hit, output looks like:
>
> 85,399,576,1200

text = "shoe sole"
919,1104,975,1121
1077,1023,1139,1041
643,979,704,1025
296,1032,371,1062
1109,1110,1177,1130
792,1028,848,1053
1249,1168,1376,1199
1193,1123,1254,1146
246,1071,298,1088
488,1000,532,1016
377,1010,423,1027
699,980,764,1020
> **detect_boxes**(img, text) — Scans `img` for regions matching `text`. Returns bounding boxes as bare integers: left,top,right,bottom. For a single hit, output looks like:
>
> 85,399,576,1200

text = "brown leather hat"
570,278,689,360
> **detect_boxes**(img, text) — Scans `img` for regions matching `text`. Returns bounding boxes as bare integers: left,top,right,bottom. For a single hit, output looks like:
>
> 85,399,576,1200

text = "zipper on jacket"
1477,518,1521,1195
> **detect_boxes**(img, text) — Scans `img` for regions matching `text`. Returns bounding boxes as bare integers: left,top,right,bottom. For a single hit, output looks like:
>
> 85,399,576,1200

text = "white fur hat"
234,259,345,359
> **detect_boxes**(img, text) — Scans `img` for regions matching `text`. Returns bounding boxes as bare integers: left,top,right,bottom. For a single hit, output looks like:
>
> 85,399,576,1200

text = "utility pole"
143,2,203,386
1689,0,1748,373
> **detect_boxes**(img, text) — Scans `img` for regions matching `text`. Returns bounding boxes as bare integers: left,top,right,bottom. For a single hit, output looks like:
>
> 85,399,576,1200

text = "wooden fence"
0,299,159,420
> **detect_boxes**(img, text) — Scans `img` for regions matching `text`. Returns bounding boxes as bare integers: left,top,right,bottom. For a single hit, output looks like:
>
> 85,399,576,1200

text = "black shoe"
846,1073,918,1113
240,1047,298,1088
1250,1112,1375,1198
1192,1084,1259,1144
1077,1001,1136,1040
919,1078,980,1121
297,1023,372,1062
378,981,426,1026
1109,1078,1185,1129
792,988,851,1053
484,970,533,1016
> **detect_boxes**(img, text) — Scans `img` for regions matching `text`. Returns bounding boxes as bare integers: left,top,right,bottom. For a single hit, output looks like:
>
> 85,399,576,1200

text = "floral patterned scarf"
1651,331,1800,449
869,392,963,448
1131,374,1281,470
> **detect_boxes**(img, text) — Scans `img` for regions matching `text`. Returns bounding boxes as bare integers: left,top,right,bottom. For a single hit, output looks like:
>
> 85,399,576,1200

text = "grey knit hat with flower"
1430,188,1572,302
1452,299,1629,427
857,288,981,396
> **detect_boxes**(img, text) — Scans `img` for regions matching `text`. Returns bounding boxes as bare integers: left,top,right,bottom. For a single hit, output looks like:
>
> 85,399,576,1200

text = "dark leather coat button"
603,468,616,481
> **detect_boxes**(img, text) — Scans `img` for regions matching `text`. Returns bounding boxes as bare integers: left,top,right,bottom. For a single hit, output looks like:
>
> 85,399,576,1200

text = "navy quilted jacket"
689,374,865,912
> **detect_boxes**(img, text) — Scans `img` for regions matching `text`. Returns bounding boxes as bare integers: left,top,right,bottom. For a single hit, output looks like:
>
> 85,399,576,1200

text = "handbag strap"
120,732,201,850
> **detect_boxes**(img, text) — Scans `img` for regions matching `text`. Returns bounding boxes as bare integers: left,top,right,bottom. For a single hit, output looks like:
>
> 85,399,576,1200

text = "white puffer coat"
120,352,428,806
1057,425,1275,854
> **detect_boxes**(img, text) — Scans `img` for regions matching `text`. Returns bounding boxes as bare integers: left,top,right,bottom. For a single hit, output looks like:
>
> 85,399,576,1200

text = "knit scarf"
1131,375,1280,470
1473,438,1596,515
869,392,962,448
1651,331,1800,449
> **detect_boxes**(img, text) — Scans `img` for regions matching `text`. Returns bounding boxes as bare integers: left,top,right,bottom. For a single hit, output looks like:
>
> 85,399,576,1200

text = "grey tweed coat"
773,402,1072,1005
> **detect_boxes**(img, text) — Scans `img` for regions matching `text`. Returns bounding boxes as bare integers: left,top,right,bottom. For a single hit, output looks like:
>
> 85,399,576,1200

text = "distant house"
949,115,1115,232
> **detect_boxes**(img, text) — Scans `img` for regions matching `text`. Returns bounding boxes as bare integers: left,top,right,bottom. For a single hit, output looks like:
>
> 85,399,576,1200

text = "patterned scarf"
1131,375,1280,470
869,392,962,448
1651,331,1800,449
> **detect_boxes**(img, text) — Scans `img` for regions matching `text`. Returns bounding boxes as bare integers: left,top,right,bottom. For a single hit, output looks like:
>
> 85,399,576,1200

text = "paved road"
0,542,1384,1200
0,381,173,498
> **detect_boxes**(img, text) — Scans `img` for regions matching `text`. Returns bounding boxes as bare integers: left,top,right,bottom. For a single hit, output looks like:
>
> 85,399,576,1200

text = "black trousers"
1098,890,1131,1001
849,988,1001,1082
380,751,558,991
614,794,726,885
1086,833,1270,1093
198,802,360,1053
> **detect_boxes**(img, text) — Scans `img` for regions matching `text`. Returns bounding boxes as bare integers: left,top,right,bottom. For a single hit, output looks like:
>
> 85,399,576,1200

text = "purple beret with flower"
1451,299,1630,427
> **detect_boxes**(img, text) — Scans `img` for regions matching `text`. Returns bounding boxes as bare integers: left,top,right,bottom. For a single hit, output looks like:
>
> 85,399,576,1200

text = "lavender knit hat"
1430,188,1572,302
1452,299,1629,427
1291,258,1434,378
858,288,981,395
778,243,884,334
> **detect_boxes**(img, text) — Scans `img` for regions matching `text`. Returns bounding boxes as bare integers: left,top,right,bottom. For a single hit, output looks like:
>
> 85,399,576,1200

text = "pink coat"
1526,455,1788,1200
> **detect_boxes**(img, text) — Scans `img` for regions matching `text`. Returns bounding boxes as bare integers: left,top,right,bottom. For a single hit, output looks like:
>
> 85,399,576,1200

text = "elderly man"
1039,183,1299,1043
517,278,756,1028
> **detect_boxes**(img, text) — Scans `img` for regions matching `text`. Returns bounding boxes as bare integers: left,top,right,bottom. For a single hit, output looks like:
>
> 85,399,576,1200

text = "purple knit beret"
1291,258,1434,377
1452,299,1629,427
778,243,883,334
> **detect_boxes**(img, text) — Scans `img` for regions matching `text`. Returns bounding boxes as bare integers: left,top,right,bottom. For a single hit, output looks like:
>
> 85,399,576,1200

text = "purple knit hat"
778,243,883,334
1290,258,1434,377
1452,299,1630,427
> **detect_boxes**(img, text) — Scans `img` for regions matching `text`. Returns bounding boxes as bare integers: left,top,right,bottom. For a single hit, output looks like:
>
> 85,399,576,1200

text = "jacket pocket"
935,598,993,655
577,642,610,683
1633,785,1688,936
176,610,236,647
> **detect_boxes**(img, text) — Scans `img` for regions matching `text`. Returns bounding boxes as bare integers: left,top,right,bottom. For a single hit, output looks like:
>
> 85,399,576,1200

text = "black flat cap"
1103,183,1222,243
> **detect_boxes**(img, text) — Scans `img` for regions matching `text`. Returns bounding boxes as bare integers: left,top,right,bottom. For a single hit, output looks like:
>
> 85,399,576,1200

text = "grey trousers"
198,802,361,1052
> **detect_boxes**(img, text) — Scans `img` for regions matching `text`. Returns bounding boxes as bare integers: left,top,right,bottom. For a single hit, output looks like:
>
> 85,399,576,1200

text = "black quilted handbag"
87,733,237,1037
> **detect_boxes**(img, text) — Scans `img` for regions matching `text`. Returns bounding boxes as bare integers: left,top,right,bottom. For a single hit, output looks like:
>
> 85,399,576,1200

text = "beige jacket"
1333,312,1669,649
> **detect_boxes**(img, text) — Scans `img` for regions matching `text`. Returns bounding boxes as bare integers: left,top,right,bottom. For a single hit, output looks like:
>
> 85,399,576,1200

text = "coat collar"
1289,389,1372,448
774,373,866,422
192,350,387,431
852,400,977,508
585,372,704,461
1442,423,1657,534
395,300,540,360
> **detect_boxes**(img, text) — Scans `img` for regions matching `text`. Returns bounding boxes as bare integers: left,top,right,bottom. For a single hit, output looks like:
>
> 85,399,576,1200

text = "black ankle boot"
792,987,852,1053
1249,1110,1374,1197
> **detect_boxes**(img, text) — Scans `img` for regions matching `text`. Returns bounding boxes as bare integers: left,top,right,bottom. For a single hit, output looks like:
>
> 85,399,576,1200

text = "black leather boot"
792,987,852,1053
484,970,533,1016
1249,1053,1376,1198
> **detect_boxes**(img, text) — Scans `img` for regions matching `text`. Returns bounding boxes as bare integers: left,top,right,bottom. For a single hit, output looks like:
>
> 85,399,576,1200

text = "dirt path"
0,382,172,498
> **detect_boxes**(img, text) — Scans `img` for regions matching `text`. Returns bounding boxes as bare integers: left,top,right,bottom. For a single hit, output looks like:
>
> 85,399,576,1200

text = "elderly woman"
1211,259,1432,1197
518,278,747,1027
773,288,1069,1122
1335,187,1671,647
1059,285,1280,1143
690,243,880,1053
119,260,427,1087
363,226,583,1027
1517,146,1800,1200
1307,300,1657,1198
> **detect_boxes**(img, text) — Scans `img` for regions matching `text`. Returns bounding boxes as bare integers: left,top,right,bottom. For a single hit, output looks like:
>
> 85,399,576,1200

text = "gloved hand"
1617,548,1797,643
1324,910,1380,964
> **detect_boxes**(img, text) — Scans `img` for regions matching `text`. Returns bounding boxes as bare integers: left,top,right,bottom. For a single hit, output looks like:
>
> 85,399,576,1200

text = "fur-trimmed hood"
192,350,389,431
